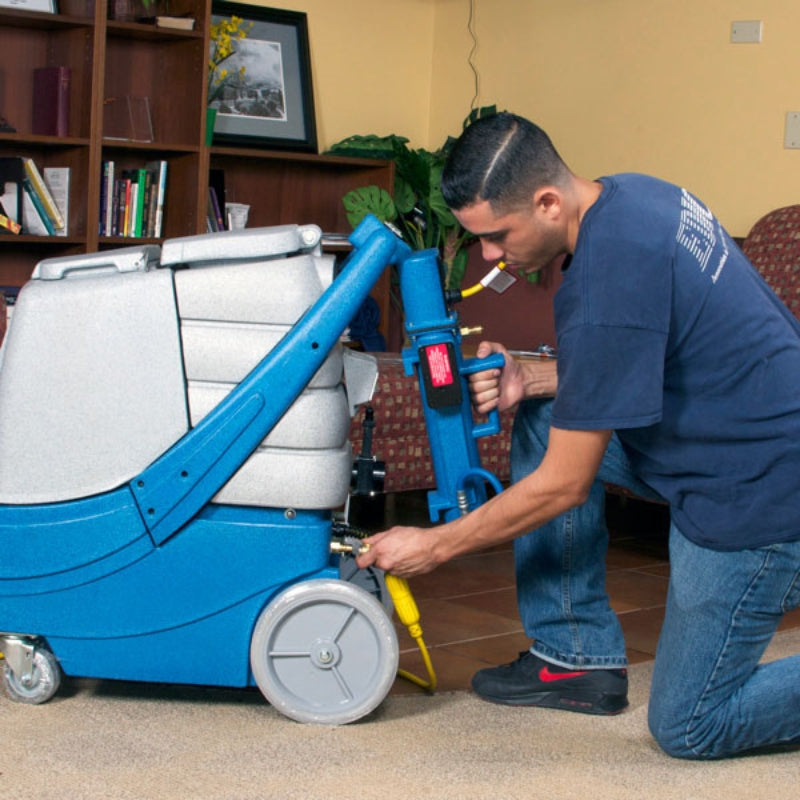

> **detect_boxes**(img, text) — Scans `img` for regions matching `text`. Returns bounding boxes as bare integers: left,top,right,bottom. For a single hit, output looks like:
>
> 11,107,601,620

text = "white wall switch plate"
785,113,800,149
731,20,762,43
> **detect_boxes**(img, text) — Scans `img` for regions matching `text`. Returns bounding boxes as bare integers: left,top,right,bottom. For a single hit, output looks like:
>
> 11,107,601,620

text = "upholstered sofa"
350,204,800,495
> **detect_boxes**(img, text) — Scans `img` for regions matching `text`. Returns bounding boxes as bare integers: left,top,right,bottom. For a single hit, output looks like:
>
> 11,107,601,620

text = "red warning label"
425,344,454,387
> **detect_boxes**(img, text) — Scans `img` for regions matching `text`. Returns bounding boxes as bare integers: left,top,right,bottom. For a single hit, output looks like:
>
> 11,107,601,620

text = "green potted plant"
326,106,497,292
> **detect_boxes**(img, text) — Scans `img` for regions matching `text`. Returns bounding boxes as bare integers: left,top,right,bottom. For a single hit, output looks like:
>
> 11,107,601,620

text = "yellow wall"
247,0,435,149
255,0,800,235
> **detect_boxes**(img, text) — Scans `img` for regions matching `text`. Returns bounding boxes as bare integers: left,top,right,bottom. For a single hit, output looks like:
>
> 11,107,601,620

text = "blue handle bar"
461,352,507,438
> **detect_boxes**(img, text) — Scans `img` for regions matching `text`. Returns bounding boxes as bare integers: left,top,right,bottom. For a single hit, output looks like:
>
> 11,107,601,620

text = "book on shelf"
128,176,139,237
99,160,168,239
0,158,67,237
145,169,159,237
119,172,133,237
111,174,123,237
139,168,153,237
144,160,167,238
206,190,219,232
22,177,56,235
43,167,70,238
209,167,226,212
32,66,70,137
0,206,22,235
22,157,64,231
130,167,147,237
208,187,225,232
155,15,196,30
99,160,115,236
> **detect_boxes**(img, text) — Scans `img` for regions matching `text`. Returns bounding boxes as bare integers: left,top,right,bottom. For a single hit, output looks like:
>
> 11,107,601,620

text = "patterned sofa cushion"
742,204,800,321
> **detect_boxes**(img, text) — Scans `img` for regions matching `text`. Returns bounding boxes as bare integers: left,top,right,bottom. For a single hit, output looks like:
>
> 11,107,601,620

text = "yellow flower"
208,15,253,104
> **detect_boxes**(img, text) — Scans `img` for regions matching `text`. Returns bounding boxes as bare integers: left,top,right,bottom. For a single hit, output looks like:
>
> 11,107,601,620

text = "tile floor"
354,490,800,697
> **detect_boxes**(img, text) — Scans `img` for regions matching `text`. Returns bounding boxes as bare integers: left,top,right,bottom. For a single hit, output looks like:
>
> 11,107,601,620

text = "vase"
205,107,217,146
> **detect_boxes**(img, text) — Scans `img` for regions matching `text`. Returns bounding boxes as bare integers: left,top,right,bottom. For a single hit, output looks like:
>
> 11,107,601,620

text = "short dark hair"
441,112,570,212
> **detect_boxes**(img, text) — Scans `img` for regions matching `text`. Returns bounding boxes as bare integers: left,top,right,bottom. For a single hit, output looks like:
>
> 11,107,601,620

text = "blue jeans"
511,398,800,758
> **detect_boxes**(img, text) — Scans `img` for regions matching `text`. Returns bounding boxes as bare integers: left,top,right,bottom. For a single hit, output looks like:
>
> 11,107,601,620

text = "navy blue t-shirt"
551,174,800,550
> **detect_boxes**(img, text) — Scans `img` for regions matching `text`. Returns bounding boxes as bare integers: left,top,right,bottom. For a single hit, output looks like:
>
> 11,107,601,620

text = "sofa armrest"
742,204,800,323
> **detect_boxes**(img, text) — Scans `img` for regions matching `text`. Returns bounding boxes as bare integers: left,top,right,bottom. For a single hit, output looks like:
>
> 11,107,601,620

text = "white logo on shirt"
676,189,728,282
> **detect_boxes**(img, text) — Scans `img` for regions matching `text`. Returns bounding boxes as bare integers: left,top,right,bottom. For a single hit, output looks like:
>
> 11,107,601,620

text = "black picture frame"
209,2,317,153
0,0,57,12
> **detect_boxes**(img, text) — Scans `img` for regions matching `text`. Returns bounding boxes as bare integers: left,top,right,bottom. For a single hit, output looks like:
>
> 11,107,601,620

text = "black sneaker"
471,651,628,715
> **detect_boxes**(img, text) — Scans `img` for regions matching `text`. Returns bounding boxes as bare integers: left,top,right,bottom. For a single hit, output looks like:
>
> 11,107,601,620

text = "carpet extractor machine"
0,215,505,724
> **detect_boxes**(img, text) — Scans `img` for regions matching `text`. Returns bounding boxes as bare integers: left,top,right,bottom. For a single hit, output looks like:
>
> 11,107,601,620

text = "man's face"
453,197,567,277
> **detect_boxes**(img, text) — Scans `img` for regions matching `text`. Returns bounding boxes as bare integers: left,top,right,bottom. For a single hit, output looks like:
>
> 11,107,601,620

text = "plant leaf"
393,177,416,216
342,185,396,229
445,247,469,291
326,134,409,160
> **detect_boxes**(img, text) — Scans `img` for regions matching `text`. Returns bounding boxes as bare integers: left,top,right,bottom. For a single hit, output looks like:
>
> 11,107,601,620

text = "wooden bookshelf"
0,1,394,338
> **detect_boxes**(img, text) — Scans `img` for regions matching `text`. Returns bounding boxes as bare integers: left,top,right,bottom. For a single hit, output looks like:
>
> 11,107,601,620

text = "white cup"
226,202,250,230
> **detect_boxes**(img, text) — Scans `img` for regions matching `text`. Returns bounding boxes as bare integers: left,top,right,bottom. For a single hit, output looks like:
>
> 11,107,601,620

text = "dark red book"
32,66,71,137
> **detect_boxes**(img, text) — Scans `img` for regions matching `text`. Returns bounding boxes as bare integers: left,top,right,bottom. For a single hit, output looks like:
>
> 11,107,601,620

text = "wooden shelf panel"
209,151,394,233
104,37,205,147
0,9,94,30
0,24,94,139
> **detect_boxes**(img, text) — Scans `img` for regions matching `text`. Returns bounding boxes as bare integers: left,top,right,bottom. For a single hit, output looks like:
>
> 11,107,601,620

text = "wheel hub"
310,638,340,669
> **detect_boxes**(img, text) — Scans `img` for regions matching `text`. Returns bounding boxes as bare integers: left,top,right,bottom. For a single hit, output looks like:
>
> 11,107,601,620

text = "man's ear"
534,187,562,218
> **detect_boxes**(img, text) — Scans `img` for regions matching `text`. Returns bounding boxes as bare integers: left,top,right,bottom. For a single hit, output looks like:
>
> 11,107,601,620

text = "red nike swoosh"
539,666,589,682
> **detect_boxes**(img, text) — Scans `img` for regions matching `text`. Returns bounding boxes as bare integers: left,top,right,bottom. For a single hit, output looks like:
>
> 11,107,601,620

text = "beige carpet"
3,629,798,800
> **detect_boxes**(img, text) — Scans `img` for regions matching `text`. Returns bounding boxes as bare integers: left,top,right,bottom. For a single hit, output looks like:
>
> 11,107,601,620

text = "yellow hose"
459,261,507,298
385,573,437,692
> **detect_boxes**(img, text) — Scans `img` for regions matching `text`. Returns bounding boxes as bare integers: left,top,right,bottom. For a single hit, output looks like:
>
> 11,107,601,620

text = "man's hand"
355,526,442,577
354,426,610,579
469,341,525,414
470,341,558,414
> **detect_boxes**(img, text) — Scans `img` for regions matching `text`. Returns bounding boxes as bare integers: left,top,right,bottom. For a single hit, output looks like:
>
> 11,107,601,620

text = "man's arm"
356,426,612,577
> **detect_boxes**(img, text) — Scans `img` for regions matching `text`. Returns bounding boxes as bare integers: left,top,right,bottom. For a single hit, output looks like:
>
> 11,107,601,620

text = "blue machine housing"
0,216,503,694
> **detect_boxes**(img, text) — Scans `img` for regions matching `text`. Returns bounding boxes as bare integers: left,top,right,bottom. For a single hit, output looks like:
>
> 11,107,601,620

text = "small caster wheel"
2,644,61,705
250,578,399,725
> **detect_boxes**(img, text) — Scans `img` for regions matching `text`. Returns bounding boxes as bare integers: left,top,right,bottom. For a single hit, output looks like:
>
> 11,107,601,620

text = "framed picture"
209,2,317,153
0,0,57,11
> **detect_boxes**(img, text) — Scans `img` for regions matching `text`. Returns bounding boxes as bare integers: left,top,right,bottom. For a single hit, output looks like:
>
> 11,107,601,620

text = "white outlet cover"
785,113,800,149
731,20,762,43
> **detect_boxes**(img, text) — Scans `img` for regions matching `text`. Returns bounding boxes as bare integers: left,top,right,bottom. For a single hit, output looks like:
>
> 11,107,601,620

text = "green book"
133,168,148,237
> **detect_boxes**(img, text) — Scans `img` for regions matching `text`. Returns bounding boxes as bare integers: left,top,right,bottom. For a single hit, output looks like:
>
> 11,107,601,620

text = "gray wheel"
1,646,61,705
250,578,399,725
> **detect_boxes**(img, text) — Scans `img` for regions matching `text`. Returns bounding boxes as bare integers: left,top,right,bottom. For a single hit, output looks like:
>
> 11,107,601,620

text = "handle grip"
461,352,507,438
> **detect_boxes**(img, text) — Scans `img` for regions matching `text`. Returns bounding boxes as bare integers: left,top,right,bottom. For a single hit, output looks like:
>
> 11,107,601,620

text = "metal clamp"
0,635,37,686
330,539,371,556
